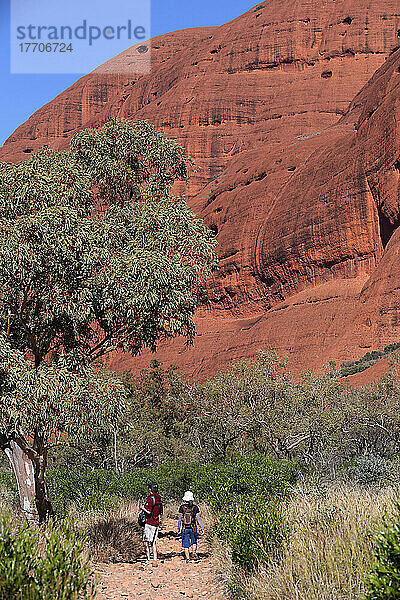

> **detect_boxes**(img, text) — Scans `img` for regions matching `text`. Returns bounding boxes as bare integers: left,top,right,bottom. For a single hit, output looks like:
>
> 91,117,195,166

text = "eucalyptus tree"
0,119,217,520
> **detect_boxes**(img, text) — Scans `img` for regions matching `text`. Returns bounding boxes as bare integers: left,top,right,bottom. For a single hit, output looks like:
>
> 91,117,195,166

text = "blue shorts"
181,527,197,549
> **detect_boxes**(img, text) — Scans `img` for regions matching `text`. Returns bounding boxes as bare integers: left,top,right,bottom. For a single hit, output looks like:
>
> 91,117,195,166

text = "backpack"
150,495,162,520
182,504,195,528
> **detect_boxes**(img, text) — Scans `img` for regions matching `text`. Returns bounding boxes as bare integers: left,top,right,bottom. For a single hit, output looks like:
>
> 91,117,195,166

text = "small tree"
0,119,217,520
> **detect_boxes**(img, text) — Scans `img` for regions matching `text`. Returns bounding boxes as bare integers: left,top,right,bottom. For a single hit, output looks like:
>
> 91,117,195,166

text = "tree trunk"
0,435,53,522
32,443,53,523
1,436,37,520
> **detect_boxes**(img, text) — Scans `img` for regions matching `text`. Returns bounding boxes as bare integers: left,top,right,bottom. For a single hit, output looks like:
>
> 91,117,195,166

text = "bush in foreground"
215,500,290,571
364,501,400,600
0,516,95,600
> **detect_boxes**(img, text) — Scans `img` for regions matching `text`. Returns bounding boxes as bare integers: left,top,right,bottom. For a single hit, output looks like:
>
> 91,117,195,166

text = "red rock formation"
2,1,400,379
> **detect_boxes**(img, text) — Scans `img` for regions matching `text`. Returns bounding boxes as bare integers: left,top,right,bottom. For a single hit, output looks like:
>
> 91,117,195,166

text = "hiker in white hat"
177,491,204,562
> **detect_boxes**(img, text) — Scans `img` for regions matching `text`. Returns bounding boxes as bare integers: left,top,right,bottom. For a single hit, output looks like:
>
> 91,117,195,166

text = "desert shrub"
362,351,384,363
215,500,290,571
341,360,356,369
118,361,195,468
36,351,400,481
0,472,17,494
347,456,389,486
0,472,18,511
384,343,400,354
341,360,377,377
125,461,196,499
364,501,400,600
47,463,190,515
196,456,296,574
44,456,296,580
0,516,36,599
193,455,298,509
0,515,95,599
48,468,123,516
339,346,400,378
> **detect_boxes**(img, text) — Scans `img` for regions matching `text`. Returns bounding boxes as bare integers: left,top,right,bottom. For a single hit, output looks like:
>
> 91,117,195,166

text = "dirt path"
95,518,228,600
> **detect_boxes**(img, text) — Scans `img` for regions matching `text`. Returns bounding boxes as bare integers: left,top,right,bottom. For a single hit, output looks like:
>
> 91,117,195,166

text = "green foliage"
0,472,17,496
341,360,378,377
363,352,385,363
0,337,126,447
46,468,141,515
193,455,297,510
3,453,297,575
340,345,400,377
0,515,95,599
118,360,194,467
43,456,296,575
364,502,400,600
0,119,216,370
347,456,390,486
194,455,295,573
4,456,298,517
384,344,400,355
214,500,289,571
0,516,36,599
110,351,400,471
0,118,216,440
71,119,191,203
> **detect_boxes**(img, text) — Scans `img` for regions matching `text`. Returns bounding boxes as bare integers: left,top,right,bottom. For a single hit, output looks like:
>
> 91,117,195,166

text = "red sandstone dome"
2,1,400,379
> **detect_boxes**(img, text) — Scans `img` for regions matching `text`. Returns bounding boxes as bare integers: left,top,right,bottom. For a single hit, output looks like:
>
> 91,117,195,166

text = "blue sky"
0,0,257,145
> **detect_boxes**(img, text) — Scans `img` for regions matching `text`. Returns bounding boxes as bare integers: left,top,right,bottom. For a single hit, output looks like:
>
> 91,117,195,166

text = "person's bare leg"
152,541,158,560
184,547,190,560
144,542,151,561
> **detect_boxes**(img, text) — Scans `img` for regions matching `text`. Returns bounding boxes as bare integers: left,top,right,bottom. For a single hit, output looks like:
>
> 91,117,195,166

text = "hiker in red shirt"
140,483,163,562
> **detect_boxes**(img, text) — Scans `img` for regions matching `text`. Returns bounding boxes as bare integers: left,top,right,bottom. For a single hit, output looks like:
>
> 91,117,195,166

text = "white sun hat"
182,491,194,502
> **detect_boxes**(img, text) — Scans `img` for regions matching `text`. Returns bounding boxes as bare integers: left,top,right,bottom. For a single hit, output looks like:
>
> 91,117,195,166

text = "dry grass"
74,500,143,563
233,485,397,600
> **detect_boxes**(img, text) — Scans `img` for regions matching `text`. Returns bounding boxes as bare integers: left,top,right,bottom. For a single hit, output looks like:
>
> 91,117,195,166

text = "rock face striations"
2,1,400,377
